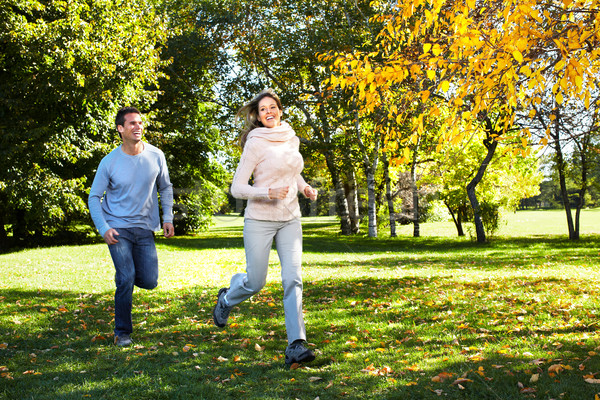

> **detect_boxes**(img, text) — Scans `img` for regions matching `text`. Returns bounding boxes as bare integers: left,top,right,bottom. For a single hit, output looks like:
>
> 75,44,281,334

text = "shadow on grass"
2,271,600,399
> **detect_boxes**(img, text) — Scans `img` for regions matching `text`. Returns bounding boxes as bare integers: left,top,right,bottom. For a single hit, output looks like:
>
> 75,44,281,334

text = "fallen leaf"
548,364,563,374
520,387,537,394
290,363,301,370
234,356,241,362
254,343,265,352
585,378,600,384
325,381,334,389
217,356,228,362
432,371,454,382
309,376,322,382
530,373,539,383
452,378,472,385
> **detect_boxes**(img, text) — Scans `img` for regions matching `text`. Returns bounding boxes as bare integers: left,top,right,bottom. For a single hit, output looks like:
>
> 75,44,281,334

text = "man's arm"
156,151,175,238
88,161,114,241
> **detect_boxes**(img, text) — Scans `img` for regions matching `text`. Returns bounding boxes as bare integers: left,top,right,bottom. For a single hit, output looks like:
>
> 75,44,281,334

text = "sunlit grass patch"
1,211,600,399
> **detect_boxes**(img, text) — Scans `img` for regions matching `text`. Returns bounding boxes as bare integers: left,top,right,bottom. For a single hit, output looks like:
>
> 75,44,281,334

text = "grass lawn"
1,210,600,399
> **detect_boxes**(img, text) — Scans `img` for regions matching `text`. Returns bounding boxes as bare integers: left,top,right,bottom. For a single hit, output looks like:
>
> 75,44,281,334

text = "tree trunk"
411,142,420,237
345,167,360,234
382,152,397,237
550,107,577,240
354,109,379,238
14,209,28,241
572,133,590,240
555,147,577,239
0,212,6,248
445,201,465,236
366,165,378,238
324,149,352,235
466,123,499,243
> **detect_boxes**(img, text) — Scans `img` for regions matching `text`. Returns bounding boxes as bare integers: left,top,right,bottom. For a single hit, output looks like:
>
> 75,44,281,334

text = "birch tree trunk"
382,152,397,237
411,141,420,237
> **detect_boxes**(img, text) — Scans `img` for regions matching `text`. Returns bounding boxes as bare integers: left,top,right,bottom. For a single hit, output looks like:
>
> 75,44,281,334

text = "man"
88,107,175,346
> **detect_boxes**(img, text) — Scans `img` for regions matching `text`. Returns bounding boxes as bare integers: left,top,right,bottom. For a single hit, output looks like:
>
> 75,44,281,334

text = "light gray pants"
226,218,306,344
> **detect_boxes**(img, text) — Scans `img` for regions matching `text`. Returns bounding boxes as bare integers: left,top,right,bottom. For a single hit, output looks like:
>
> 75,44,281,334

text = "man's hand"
163,222,175,238
103,228,120,245
268,186,290,200
304,186,318,201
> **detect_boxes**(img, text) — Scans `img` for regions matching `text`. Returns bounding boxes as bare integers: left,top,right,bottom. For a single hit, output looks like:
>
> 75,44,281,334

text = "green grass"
1,210,600,399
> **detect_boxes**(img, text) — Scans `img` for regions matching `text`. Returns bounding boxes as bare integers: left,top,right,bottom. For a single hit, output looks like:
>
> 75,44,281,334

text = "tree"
326,0,600,241
149,0,232,233
524,90,600,239
0,0,168,244
216,0,382,235
424,128,542,237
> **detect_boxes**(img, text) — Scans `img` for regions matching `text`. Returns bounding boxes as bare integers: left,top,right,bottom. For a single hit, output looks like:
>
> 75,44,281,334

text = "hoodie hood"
247,121,296,142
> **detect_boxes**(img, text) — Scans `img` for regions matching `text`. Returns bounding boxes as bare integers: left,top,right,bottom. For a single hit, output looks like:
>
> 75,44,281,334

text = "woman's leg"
226,219,277,306
275,219,306,344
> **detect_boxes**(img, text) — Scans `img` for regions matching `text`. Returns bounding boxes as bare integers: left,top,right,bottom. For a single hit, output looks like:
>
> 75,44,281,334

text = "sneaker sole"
285,352,315,365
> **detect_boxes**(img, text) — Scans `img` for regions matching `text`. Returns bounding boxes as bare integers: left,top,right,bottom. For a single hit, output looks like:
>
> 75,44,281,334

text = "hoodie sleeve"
296,174,309,196
230,140,270,200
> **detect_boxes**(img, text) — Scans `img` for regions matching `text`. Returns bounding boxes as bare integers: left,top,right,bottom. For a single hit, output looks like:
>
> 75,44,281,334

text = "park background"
2,0,600,398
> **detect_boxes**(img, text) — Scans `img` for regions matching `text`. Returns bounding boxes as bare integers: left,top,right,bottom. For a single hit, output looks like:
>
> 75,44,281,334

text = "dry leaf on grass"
452,378,472,386
548,364,563,374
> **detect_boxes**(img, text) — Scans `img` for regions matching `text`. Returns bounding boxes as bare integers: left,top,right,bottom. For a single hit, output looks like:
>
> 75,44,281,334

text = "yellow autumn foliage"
322,0,600,161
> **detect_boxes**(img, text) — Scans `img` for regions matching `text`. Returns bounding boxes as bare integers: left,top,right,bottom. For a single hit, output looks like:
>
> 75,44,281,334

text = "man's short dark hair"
115,107,141,129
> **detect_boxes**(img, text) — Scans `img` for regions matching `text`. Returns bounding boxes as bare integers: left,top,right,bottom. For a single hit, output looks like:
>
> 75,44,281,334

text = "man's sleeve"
157,152,174,224
88,161,111,237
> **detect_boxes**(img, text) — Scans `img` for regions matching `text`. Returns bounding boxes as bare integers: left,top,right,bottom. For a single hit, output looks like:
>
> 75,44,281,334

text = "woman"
212,89,318,365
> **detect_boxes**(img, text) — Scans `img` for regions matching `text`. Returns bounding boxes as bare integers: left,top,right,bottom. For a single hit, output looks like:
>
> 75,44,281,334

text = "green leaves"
0,0,168,240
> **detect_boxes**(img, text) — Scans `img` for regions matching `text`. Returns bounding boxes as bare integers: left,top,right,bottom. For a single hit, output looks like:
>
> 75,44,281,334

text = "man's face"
117,113,143,142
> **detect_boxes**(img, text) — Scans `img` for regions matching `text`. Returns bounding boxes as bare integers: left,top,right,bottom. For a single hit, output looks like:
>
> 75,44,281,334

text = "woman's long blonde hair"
236,88,283,147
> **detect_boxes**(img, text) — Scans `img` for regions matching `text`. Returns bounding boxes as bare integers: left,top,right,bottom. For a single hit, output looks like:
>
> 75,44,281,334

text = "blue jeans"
107,227,158,336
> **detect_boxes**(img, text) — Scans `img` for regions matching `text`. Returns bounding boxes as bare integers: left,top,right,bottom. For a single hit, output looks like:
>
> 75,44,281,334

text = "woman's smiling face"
257,96,282,128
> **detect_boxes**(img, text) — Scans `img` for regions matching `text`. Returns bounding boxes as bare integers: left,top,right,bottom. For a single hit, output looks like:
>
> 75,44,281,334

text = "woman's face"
257,96,282,128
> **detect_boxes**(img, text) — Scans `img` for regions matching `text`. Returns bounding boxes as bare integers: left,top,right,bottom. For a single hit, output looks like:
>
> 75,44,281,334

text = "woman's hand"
268,186,290,199
304,186,318,201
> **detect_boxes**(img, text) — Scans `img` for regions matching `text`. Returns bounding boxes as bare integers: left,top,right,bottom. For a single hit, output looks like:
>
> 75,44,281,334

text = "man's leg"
108,228,136,337
132,228,159,290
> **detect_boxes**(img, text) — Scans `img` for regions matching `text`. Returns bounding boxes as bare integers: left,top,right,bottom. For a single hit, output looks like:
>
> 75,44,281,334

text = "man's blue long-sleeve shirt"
88,143,173,238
